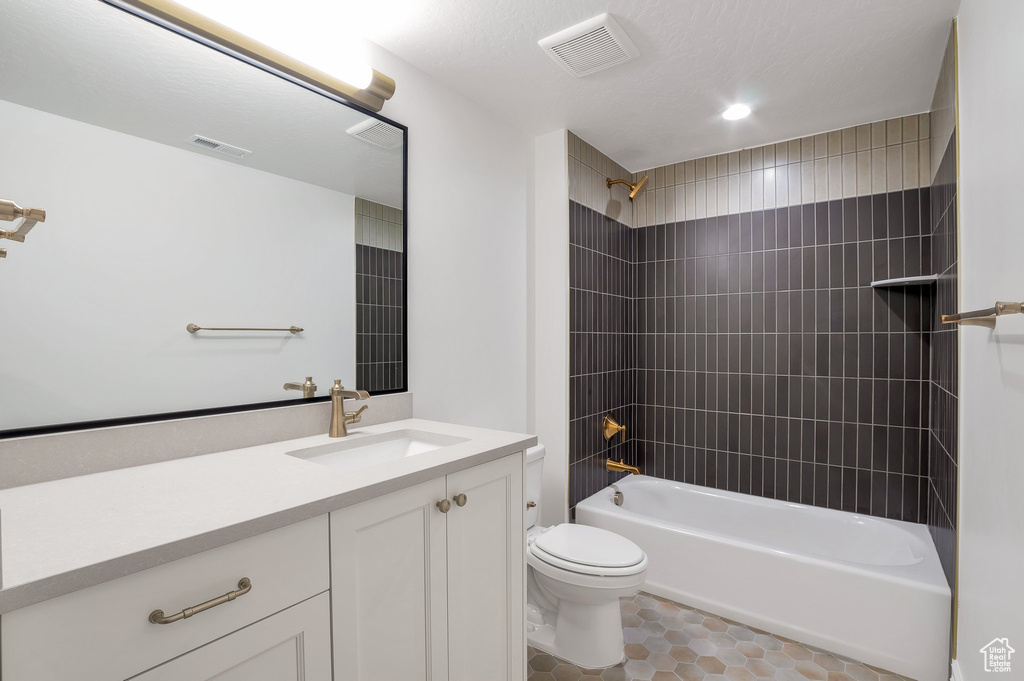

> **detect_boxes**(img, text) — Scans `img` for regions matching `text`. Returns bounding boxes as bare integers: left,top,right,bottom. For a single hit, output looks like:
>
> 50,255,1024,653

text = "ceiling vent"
539,13,639,78
185,134,252,158
346,119,404,150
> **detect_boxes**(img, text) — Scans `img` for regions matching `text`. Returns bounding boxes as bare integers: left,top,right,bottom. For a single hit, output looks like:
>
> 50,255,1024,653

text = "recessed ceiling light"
722,104,752,121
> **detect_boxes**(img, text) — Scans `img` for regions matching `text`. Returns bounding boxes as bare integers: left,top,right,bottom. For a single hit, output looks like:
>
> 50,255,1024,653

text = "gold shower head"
606,175,649,202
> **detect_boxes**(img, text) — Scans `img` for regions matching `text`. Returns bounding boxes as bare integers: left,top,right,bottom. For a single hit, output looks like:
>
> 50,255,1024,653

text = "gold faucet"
603,413,626,442
607,459,641,475
330,380,369,438
283,376,317,399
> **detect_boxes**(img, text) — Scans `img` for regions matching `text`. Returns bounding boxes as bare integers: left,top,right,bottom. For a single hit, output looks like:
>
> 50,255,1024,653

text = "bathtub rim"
576,475,950,595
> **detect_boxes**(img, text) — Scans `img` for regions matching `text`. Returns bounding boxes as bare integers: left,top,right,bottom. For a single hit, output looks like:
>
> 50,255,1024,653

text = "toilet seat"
529,524,646,577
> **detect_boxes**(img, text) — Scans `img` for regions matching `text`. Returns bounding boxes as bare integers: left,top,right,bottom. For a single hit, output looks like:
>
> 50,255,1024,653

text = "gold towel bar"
149,577,252,625
941,301,1024,329
187,324,303,334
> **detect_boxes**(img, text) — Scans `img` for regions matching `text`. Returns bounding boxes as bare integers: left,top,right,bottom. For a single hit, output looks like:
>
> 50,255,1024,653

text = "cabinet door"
330,477,449,681
130,593,331,681
445,454,525,681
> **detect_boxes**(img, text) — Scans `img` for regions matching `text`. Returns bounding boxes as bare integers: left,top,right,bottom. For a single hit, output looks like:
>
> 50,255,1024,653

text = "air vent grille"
539,13,639,78
346,119,404,150
185,134,252,158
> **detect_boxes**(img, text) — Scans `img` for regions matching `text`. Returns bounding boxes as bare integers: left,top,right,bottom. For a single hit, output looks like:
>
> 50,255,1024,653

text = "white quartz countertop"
0,418,536,614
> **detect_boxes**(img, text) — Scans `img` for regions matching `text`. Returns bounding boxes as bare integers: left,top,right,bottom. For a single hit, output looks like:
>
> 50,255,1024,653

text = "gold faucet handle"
345,405,368,425
602,413,627,442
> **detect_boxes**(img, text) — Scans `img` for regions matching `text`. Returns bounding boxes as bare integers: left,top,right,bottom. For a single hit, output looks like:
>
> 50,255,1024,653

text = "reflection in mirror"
0,0,406,434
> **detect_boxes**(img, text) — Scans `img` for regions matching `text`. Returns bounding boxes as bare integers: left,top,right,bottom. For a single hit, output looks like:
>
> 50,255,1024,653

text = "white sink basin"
287,429,468,473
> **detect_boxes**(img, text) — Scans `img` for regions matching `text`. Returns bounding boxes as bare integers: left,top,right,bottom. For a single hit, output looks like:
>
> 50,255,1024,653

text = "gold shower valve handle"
602,413,627,442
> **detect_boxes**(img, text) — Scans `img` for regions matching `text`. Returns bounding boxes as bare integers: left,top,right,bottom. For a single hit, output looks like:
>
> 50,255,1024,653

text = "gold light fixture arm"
0,199,46,243
105,0,396,112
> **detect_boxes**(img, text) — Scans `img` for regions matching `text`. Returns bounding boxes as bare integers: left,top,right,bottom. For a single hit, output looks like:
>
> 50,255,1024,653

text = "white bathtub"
576,475,950,681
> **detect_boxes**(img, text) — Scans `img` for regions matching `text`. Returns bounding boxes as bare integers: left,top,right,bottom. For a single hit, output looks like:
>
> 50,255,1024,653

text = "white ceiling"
0,0,404,207
366,0,960,171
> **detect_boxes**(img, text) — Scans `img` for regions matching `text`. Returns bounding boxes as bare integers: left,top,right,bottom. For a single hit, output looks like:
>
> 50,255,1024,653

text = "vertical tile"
636,188,648,226
696,180,707,218
828,156,843,200
664,186,676,223
707,155,718,179
684,160,696,182
886,145,903,191
665,163,676,187
751,170,764,211
886,118,903,145
675,184,687,220
740,171,752,212
718,177,730,215
842,127,857,154
729,174,741,213
740,149,752,173
717,154,730,177
695,157,707,180
763,144,776,168
903,115,920,142
751,147,764,171
776,164,789,207
842,153,858,199
871,148,888,194
856,124,872,151
827,130,842,157
764,168,776,209
794,137,811,161
801,161,816,204
655,187,667,224
903,142,920,190
814,133,829,159
857,150,872,197
729,151,741,175
919,143,932,187
814,158,829,202
685,182,697,219
919,112,931,139
775,142,788,166
871,121,887,149
789,163,802,206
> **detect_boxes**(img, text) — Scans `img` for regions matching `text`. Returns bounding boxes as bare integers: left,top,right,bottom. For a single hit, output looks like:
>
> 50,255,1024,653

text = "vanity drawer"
1,515,329,681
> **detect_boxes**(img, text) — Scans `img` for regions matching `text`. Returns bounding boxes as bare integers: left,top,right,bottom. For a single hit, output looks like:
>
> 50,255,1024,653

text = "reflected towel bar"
941,301,1024,329
187,324,303,334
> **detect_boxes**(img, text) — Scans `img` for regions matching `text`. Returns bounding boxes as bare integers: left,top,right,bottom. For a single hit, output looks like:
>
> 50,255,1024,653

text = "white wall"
953,2,1024,676
0,99,355,430
366,43,532,433
531,129,570,525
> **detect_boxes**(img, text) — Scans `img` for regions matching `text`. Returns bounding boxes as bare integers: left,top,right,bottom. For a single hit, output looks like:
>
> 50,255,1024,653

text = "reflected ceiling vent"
346,119,403,150
539,13,639,78
185,134,252,158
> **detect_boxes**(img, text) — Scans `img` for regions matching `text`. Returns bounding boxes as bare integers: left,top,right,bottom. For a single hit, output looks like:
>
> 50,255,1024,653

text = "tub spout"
606,459,640,476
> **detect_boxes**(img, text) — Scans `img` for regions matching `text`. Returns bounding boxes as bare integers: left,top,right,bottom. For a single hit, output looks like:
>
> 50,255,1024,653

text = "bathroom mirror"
0,0,406,435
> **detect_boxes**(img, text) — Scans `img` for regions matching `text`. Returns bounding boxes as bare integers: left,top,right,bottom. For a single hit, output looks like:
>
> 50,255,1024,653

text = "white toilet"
525,445,648,669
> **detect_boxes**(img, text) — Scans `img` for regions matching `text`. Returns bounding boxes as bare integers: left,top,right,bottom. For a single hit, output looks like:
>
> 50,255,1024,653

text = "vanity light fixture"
722,103,752,120
102,0,396,112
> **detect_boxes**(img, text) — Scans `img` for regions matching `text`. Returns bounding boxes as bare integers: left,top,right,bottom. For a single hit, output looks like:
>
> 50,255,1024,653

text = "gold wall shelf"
942,301,1023,329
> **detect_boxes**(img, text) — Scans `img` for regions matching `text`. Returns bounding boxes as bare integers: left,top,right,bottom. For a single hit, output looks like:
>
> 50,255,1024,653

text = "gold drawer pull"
149,578,252,625
453,493,468,507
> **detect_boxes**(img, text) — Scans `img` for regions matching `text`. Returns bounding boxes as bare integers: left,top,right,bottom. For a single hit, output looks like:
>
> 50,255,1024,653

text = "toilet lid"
532,524,644,569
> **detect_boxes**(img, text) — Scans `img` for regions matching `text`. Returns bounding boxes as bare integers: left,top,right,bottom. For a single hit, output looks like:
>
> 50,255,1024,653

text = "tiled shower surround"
568,116,958,526
355,198,405,392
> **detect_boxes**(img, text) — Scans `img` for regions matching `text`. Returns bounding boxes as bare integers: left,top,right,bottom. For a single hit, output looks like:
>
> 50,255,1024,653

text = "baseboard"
951,658,964,681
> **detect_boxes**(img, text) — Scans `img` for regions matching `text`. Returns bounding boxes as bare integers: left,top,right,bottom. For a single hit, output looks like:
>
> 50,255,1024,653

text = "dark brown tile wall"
356,244,405,392
927,131,958,585
632,191,933,522
568,185,946,522
568,202,637,517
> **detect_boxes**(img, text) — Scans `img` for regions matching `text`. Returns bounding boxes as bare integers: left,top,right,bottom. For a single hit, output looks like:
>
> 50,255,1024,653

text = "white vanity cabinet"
330,453,525,681
1,516,330,681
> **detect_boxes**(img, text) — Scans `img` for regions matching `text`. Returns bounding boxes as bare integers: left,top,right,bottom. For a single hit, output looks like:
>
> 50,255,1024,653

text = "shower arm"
0,200,46,243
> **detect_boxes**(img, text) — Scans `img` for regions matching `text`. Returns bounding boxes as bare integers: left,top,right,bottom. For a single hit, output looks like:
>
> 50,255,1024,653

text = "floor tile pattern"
527,593,914,681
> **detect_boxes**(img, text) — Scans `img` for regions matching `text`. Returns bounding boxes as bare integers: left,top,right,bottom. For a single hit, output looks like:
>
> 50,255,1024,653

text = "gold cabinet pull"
436,499,451,513
453,493,468,507
149,578,252,625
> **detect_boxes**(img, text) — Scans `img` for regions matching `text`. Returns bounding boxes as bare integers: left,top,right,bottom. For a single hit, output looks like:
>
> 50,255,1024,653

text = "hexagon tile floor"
527,592,914,681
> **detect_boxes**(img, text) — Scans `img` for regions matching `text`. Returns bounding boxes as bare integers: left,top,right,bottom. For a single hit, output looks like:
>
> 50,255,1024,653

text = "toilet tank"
525,445,545,528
